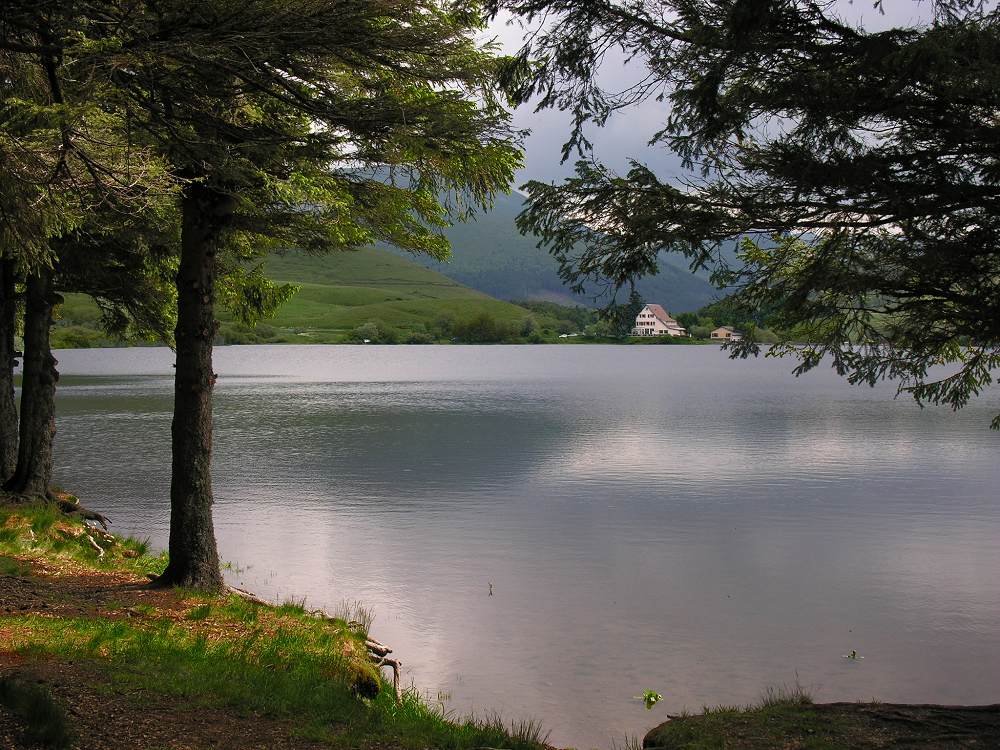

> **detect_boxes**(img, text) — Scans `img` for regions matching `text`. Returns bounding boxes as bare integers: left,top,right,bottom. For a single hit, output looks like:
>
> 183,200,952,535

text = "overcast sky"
487,2,950,186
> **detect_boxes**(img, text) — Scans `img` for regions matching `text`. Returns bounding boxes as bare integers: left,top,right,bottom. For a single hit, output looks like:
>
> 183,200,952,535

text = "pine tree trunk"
4,268,59,499
0,259,19,483
157,184,229,590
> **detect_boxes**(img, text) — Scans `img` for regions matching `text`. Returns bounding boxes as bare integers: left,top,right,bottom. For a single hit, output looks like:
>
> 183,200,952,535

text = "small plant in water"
635,689,662,710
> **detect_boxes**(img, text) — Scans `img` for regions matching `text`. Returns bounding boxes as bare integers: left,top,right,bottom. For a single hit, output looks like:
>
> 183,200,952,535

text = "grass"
0,675,76,749
52,247,536,347
331,599,375,635
637,683,973,750
758,680,813,709
184,603,212,621
1,607,547,750
48,246,725,347
0,497,167,578
611,734,643,750
643,686,838,750
0,503,550,750
0,554,32,577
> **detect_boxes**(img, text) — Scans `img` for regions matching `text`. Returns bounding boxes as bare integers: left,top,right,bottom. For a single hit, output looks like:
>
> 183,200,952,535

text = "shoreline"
46,337,722,350
0,502,549,750
3,501,998,750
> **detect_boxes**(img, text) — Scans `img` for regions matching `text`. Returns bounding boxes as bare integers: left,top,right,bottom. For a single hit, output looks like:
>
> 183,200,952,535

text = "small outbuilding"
710,325,743,341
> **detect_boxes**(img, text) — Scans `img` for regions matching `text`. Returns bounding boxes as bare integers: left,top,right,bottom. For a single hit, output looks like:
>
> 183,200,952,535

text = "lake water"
50,345,1000,748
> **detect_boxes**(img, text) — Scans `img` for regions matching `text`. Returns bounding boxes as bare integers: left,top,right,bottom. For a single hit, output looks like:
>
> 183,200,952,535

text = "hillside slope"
390,191,722,312
52,247,533,347
256,248,531,339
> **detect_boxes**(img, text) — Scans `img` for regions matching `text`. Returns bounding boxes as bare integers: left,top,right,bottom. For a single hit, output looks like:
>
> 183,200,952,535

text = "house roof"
645,304,678,326
712,325,743,334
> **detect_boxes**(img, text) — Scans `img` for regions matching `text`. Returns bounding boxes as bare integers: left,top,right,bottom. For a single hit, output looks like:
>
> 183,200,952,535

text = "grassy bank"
6,502,997,749
0,502,548,750
643,686,1000,750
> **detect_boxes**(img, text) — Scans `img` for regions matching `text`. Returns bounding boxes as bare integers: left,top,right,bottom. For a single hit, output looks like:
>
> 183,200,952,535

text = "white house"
631,304,687,337
710,325,743,341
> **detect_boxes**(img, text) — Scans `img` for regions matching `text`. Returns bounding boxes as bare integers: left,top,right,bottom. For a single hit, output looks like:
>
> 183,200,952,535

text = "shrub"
452,313,518,343
347,320,400,344
404,330,434,344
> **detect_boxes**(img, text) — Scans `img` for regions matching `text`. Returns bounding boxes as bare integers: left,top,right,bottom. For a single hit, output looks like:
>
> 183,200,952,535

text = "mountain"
388,191,723,313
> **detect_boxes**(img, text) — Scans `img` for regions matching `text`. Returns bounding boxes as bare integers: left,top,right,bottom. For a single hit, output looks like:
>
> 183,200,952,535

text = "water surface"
51,345,1000,747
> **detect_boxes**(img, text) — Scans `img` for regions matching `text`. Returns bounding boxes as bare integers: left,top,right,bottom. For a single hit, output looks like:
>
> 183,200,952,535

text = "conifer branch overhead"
492,0,1000,426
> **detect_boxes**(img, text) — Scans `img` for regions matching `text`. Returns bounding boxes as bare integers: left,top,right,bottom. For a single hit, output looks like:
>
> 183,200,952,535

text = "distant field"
52,247,534,347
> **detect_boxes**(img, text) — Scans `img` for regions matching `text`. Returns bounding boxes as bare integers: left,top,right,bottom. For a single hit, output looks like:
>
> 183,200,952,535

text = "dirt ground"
0,560,328,750
643,700,1000,750
5,558,999,750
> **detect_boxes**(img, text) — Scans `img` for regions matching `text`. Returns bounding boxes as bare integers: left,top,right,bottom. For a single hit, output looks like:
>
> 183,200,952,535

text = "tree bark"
156,183,230,590
4,268,59,498
0,259,19,483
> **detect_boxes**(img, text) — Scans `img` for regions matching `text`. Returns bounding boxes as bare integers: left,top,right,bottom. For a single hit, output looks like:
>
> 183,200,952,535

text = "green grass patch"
184,603,212,621
0,501,549,750
1,613,546,750
54,247,538,347
3,614,367,728
217,594,262,624
331,600,374,637
647,705,842,750
642,685,916,750
0,502,167,577
278,596,308,615
0,554,32,577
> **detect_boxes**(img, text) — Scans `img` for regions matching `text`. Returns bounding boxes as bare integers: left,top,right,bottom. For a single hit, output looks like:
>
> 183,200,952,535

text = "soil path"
1,560,327,749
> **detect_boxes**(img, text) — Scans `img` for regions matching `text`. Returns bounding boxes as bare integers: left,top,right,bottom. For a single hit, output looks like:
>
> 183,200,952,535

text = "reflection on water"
52,345,1000,748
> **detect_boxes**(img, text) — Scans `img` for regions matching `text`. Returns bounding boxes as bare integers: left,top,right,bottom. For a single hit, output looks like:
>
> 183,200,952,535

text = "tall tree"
5,271,58,497
490,0,1000,425
0,258,17,482
68,0,522,588
1,2,173,497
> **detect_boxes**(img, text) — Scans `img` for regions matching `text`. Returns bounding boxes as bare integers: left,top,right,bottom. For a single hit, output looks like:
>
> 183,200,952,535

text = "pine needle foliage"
490,0,1000,426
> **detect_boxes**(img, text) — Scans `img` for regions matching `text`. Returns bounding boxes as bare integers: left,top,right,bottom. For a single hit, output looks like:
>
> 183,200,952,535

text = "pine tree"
1,2,173,494
70,0,522,588
490,0,1000,425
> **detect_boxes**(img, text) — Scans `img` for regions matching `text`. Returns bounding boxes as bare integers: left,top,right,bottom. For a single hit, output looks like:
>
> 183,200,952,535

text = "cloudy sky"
486,2,948,186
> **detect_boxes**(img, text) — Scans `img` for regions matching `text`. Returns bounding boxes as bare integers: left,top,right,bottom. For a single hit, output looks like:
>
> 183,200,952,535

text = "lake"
50,345,1000,748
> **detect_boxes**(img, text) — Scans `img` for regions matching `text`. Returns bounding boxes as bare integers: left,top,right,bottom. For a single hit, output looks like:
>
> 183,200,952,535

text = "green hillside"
52,247,535,347
49,205,735,348
388,190,723,313
253,249,532,340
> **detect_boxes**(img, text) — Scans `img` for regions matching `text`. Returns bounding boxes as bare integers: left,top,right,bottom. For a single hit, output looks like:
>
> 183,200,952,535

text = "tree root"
0,489,110,530
227,586,272,607
83,533,105,558
371,654,402,701
54,495,110,530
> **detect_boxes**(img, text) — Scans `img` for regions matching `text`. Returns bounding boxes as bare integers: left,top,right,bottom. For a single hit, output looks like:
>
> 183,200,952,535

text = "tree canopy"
2,0,523,587
490,0,1000,426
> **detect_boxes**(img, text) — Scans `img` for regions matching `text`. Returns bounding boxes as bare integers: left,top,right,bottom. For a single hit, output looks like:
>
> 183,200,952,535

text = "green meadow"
52,248,535,347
